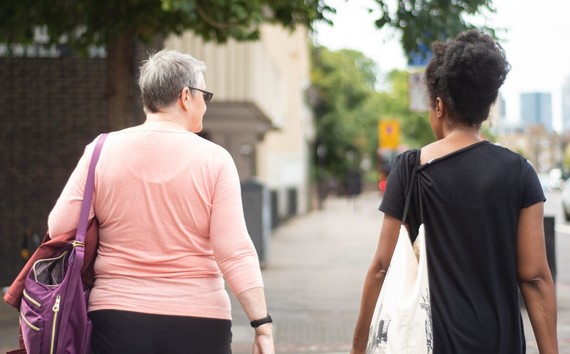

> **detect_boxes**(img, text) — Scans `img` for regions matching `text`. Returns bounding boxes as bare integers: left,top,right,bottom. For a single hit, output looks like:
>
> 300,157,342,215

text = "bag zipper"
50,295,61,354
20,312,40,331
23,289,41,308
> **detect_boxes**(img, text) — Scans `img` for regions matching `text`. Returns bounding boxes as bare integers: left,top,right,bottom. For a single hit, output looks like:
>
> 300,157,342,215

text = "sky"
312,0,570,131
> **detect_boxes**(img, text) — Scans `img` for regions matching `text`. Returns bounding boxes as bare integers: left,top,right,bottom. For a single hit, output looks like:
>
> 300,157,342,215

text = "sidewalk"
230,192,570,353
0,292,19,352
230,194,380,354
1,192,569,353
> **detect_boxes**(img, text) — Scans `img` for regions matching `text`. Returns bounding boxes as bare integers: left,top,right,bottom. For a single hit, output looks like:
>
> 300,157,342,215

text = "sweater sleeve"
47,140,97,237
209,150,264,295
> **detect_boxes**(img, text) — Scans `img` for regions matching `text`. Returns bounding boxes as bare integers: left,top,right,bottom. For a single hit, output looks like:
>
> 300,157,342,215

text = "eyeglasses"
189,87,213,104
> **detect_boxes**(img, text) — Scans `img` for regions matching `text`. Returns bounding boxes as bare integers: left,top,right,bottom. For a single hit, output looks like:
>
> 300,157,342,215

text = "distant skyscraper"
520,92,552,131
563,77,570,132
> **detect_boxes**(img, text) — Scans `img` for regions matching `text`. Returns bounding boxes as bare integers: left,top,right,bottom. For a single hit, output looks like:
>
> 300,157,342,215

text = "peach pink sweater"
48,121,263,319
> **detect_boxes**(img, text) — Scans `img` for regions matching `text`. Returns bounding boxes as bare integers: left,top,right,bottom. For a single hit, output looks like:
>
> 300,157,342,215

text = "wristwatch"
250,313,273,328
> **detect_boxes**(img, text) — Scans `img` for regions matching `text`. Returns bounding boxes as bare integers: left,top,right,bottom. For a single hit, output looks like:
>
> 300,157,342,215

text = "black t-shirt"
380,141,545,354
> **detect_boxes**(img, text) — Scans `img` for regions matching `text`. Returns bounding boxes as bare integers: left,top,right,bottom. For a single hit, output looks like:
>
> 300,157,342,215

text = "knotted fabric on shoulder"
3,219,99,309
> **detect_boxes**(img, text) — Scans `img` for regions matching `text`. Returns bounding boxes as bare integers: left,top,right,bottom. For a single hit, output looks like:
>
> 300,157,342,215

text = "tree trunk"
105,29,138,131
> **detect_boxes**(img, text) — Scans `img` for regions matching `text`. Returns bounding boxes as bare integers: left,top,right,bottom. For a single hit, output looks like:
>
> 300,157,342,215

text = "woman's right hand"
253,324,274,354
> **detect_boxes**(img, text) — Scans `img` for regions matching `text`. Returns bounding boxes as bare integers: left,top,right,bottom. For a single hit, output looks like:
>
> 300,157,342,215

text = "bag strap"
55,133,108,352
401,150,424,224
76,133,108,243
418,175,424,223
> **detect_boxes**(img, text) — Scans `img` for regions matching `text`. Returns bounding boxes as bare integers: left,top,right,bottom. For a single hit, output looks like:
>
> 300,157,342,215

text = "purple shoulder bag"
19,133,108,354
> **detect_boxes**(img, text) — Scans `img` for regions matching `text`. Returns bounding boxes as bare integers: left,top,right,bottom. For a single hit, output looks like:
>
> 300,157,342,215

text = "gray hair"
138,49,207,113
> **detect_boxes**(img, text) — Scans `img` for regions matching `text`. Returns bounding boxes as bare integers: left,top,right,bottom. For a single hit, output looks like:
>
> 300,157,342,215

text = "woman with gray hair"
47,49,274,353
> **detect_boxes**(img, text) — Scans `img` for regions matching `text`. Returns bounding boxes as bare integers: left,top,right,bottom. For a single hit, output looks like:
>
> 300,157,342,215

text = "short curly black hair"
424,29,511,127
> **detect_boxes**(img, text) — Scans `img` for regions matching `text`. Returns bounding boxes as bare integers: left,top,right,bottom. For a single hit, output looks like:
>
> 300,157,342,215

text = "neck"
145,110,189,130
443,125,482,142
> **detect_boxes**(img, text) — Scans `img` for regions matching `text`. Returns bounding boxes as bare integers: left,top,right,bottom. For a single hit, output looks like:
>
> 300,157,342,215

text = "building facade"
165,25,314,222
0,26,314,284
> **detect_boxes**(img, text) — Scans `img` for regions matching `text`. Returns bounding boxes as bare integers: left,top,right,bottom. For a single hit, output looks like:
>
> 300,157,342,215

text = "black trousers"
89,310,232,354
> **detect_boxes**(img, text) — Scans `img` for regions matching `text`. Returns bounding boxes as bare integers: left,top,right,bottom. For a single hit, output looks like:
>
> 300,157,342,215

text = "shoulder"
483,142,530,166
190,137,239,179
393,149,419,170
195,135,233,161
396,149,419,163
386,149,419,182
480,143,539,185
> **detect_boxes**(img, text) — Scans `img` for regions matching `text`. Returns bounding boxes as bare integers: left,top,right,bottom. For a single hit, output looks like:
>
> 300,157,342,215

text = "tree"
0,0,495,130
310,46,383,193
374,70,433,148
370,69,497,148
0,0,332,130
371,0,497,60
310,60,498,192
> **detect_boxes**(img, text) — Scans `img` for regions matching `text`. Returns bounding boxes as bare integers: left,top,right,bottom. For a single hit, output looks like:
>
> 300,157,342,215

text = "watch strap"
250,313,273,328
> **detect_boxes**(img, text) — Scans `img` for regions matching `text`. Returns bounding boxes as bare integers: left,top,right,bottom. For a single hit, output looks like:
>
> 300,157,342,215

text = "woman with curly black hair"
352,30,558,353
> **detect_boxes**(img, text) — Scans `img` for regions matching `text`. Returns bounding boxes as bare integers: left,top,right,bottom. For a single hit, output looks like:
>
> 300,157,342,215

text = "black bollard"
543,216,556,283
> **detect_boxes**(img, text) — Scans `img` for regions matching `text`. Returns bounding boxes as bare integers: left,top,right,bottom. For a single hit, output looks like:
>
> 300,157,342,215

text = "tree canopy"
375,70,434,148
0,0,498,175
0,0,332,51
0,0,496,59
372,0,497,60
310,46,435,187
0,0,334,130
310,48,498,188
311,47,379,180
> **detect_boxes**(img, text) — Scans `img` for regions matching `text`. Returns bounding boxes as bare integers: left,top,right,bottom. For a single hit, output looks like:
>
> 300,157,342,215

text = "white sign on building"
408,71,429,112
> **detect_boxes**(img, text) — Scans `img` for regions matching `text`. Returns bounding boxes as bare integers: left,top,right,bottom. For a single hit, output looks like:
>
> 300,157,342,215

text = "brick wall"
0,57,108,285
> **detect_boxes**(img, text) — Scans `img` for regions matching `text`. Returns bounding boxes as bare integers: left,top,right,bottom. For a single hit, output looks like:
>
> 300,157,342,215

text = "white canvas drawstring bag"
367,157,433,354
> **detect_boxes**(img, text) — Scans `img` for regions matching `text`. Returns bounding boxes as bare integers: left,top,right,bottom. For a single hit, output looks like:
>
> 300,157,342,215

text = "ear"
435,97,444,118
180,87,192,111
